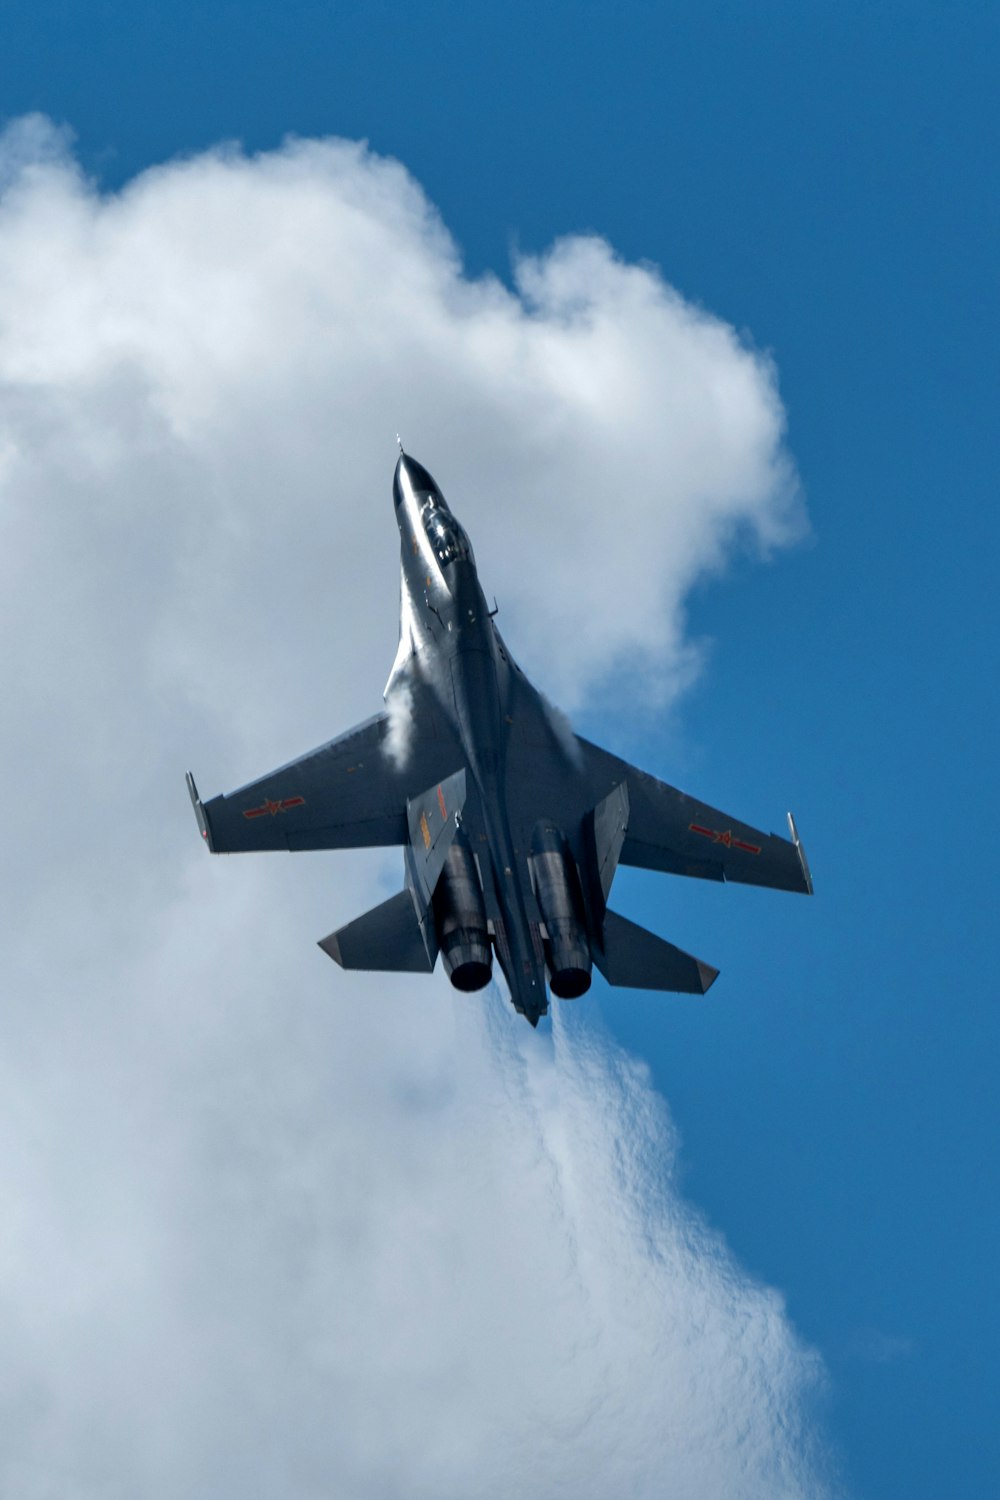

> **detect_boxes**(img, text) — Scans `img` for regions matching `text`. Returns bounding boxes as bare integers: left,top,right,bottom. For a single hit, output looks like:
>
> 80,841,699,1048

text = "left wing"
188,696,463,854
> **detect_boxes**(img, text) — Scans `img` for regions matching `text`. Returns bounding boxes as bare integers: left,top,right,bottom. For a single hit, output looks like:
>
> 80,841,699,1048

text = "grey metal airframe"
187,452,812,1027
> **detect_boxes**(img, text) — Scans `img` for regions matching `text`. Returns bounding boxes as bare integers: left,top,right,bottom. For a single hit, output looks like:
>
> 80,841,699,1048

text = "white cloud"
0,117,835,1497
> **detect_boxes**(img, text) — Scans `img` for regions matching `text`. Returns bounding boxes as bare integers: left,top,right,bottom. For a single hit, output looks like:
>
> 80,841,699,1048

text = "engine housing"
530,822,592,999
432,837,492,991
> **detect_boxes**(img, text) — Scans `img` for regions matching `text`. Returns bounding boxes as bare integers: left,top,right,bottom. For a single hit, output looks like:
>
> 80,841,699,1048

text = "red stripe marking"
243,794,306,820
689,821,760,855
437,785,447,820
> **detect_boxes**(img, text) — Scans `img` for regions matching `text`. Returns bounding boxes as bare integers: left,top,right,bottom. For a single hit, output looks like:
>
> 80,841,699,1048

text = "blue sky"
2,3,997,1495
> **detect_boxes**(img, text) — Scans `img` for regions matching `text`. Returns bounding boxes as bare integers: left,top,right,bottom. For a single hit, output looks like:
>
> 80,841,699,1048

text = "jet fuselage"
391,453,548,1020
188,449,812,1030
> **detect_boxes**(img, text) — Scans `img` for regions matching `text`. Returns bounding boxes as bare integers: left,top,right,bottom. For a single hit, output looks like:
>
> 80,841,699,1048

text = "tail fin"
318,890,434,973
596,909,718,995
589,781,629,909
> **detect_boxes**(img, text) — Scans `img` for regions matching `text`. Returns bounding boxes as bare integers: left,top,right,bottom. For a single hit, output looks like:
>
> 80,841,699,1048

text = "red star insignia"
688,822,761,856
242,794,306,821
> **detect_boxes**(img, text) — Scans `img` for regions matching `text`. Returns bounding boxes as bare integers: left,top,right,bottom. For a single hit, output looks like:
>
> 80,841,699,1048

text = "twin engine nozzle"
321,774,717,1007
430,823,592,1000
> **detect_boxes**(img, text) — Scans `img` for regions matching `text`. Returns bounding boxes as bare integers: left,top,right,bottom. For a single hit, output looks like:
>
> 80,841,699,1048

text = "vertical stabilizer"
403,767,468,967
589,781,630,908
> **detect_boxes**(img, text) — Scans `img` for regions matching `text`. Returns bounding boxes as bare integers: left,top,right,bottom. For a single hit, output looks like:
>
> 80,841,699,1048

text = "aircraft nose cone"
393,452,442,508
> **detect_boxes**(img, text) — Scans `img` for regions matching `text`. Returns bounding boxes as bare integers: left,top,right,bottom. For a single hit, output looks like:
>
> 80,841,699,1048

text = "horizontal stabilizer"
318,889,434,973
596,908,718,995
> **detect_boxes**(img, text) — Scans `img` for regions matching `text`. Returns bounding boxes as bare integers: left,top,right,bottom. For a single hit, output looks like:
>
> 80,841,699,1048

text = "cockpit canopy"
421,498,472,567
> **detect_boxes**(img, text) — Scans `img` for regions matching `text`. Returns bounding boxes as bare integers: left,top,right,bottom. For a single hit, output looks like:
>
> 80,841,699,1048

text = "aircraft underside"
187,450,811,1028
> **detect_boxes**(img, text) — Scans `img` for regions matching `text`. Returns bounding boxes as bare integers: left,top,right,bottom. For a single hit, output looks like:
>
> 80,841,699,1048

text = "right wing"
188,695,463,854
577,737,812,895
498,662,810,896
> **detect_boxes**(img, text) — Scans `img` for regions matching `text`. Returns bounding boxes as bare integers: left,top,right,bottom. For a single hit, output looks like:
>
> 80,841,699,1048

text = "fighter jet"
187,452,812,1027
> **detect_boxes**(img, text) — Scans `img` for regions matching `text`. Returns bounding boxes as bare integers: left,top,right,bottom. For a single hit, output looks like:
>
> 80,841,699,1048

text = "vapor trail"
0,114,835,1498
